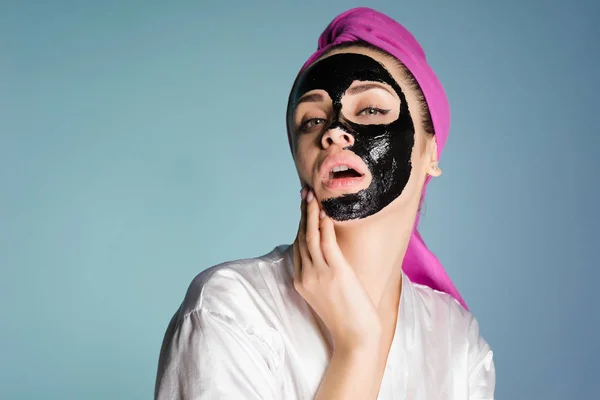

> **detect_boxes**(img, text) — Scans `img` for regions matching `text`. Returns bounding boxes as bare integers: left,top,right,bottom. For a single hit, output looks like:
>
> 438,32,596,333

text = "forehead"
290,49,404,104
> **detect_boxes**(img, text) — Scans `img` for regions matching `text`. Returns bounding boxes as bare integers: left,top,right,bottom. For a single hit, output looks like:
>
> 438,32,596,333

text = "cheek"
397,134,429,196
294,139,318,182
409,131,429,170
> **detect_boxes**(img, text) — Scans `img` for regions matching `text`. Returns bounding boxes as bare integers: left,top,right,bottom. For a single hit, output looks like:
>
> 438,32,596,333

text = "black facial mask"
289,53,416,221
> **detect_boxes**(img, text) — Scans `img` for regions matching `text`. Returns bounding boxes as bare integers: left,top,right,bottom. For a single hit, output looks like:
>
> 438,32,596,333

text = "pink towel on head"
288,7,466,309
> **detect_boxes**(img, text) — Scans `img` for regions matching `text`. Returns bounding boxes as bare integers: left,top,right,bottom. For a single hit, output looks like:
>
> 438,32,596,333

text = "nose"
321,127,355,149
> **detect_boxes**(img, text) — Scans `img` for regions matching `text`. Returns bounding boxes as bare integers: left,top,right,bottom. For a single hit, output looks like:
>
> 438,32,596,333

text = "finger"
305,189,326,267
293,240,301,277
297,186,308,240
319,210,346,270
292,240,304,287
298,235,312,271
296,186,313,266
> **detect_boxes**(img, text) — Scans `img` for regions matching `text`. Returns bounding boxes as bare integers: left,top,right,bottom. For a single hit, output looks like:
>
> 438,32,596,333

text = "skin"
290,45,442,399
290,52,416,221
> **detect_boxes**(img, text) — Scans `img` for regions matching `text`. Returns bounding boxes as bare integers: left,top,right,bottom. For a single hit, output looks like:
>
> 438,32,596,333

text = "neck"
334,204,417,312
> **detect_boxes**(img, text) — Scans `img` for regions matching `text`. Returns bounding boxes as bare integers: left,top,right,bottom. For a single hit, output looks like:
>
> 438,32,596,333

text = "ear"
425,137,442,177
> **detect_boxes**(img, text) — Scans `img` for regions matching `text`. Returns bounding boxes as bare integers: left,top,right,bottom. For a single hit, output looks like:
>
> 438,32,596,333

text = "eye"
358,106,391,116
299,117,327,133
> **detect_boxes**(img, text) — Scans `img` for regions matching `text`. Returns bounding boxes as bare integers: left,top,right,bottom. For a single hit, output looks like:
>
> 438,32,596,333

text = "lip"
323,175,366,190
319,151,369,191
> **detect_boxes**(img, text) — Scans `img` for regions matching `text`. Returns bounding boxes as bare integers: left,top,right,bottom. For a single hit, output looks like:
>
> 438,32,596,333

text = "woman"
155,7,495,400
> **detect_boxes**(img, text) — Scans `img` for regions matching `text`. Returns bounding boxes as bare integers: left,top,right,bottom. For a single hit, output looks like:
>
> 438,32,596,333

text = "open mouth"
329,165,364,180
319,153,368,191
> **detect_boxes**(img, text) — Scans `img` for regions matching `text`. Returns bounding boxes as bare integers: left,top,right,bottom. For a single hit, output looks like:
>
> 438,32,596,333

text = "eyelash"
298,106,391,133
298,117,327,133
358,106,391,116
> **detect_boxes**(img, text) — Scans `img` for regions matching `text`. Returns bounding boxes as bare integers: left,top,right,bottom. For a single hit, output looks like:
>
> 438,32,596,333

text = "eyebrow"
296,93,325,106
346,82,395,96
295,82,395,106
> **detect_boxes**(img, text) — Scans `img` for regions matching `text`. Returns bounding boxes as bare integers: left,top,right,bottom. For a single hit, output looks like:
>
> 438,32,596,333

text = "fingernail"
319,209,326,219
306,190,314,203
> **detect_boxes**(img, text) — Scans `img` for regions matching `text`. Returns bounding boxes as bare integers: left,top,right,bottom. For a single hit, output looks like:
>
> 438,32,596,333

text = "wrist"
343,322,383,351
334,335,381,358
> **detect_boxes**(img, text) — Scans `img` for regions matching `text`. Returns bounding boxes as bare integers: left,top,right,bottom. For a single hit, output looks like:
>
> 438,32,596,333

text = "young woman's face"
288,46,438,222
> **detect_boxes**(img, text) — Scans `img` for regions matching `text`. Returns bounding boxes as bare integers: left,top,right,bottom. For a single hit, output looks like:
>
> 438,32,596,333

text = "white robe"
155,245,495,399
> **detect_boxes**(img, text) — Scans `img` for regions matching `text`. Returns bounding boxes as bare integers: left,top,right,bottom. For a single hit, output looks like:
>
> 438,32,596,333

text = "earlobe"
427,140,442,177
427,162,442,177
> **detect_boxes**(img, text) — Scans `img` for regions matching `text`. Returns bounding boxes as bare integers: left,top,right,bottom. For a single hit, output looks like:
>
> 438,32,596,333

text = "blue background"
1,1,598,398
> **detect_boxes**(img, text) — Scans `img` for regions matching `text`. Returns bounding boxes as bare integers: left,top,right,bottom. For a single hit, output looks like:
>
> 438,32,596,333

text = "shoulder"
174,245,294,328
409,278,473,327
407,276,493,376
155,247,293,397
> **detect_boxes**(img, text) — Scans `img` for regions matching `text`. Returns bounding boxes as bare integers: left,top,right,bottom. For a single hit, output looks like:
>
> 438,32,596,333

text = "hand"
293,187,382,353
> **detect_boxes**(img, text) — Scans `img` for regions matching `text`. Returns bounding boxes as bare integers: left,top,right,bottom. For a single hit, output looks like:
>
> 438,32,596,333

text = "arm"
314,344,383,400
469,350,495,399
155,308,281,400
295,188,386,400
467,315,496,399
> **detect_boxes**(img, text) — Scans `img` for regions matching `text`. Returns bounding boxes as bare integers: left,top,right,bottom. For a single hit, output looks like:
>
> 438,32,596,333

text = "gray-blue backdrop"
2,0,598,399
